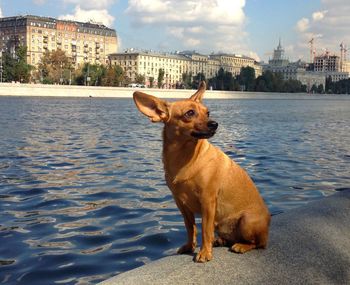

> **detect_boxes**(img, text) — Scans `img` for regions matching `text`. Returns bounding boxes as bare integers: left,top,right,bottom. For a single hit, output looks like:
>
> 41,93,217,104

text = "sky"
1,0,349,62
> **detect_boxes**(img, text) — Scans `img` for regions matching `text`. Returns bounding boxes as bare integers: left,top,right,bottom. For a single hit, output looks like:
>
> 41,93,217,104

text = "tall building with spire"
268,38,289,66
263,39,325,91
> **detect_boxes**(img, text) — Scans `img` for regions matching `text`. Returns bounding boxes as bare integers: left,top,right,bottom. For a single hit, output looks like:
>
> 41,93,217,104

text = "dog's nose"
207,120,218,130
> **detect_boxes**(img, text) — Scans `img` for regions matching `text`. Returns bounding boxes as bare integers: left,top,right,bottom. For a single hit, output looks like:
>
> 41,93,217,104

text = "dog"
133,81,270,263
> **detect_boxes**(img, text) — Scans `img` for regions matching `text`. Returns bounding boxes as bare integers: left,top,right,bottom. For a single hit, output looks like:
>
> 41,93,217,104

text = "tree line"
1,46,127,86
1,46,350,94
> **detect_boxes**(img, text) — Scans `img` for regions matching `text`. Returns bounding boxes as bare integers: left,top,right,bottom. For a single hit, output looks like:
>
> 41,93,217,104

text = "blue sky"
1,0,349,62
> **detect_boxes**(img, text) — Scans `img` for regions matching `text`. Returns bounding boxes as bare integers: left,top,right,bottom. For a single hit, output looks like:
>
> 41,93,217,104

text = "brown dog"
133,82,270,263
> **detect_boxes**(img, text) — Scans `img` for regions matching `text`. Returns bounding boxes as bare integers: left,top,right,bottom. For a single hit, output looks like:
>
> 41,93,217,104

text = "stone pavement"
99,190,350,285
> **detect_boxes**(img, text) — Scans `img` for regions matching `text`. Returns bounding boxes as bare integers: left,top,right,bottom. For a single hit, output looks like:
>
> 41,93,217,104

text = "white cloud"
63,0,116,10
126,0,251,55
295,0,350,60
127,0,245,25
296,18,309,32
0,6,3,18
59,5,114,27
312,10,327,21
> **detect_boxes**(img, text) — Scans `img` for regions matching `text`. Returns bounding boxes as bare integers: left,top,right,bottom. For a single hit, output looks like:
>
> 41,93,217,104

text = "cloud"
0,6,3,18
125,0,250,55
127,0,245,25
59,5,114,27
296,18,310,32
295,0,350,60
62,0,116,10
33,0,47,5
312,10,327,21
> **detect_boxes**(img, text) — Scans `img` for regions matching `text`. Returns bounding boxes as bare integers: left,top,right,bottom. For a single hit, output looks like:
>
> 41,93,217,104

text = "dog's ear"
190,81,206,102
133,91,169,123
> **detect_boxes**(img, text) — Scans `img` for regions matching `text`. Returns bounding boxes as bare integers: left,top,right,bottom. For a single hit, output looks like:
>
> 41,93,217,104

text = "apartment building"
0,15,118,67
109,50,261,87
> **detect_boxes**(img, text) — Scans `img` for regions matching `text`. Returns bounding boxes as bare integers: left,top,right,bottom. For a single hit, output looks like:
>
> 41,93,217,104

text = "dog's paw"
231,243,256,254
213,237,227,247
195,248,212,263
177,243,196,254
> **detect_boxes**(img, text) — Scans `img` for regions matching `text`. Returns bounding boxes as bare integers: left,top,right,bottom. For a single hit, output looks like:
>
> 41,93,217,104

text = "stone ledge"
99,190,350,285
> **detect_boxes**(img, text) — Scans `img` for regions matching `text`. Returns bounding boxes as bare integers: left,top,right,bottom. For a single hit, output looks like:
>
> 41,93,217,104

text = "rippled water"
0,94,349,284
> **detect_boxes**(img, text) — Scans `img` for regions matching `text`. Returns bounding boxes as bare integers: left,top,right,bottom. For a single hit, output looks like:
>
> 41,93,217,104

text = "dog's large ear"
190,81,206,102
133,91,169,123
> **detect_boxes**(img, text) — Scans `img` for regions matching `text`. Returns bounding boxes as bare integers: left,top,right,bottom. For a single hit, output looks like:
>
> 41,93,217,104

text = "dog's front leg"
175,200,197,254
196,198,216,262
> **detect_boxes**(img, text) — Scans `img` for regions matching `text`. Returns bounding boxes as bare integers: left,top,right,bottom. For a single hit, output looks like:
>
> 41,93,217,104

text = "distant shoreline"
0,82,238,99
0,83,347,99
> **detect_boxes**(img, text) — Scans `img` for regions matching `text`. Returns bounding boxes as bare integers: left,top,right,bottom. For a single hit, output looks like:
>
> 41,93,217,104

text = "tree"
101,65,124,86
192,72,205,89
2,46,33,83
158,68,165,88
325,76,333,93
310,84,318,93
38,49,72,84
182,72,192,89
149,77,155,88
239,66,255,91
317,84,324,94
135,73,145,84
75,63,106,86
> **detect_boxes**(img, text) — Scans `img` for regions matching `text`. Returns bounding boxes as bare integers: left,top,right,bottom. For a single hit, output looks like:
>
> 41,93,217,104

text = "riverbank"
0,82,239,98
0,82,311,99
99,190,350,285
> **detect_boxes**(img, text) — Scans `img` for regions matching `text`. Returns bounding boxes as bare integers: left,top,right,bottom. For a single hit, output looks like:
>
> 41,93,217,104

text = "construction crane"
340,42,348,71
308,38,316,63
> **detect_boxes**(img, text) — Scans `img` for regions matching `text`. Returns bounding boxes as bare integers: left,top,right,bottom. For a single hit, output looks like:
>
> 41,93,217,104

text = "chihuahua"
133,82,270,263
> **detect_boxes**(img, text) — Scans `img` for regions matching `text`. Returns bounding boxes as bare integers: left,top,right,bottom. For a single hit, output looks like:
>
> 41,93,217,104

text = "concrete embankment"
0,83,239,99
99,190,350,285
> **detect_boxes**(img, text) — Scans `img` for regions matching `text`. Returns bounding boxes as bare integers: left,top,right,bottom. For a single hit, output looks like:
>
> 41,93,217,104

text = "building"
264,40,333,90
109,50,262,87
0,15,118,67
207,53,262,77
268,38,289,67
313,53,349,82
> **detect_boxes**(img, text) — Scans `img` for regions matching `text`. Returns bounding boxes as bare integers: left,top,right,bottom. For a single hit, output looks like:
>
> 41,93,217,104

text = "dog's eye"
207,111,210,117
184,110,195,118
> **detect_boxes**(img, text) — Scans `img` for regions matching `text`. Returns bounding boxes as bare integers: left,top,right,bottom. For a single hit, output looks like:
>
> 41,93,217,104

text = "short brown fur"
133,82,271,262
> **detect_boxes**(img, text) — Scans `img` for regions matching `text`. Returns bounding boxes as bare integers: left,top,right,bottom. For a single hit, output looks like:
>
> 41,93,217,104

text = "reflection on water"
0,95,349,285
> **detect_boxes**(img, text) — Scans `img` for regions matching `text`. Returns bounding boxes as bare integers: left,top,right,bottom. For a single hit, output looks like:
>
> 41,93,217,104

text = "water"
0,94,349,284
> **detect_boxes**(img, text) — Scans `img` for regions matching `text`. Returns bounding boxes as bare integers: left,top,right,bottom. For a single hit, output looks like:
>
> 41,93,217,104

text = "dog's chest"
168,180,201,213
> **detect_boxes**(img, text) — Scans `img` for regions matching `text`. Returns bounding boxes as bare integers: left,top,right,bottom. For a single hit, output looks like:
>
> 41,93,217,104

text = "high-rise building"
0,15,118,67
268,38,289,67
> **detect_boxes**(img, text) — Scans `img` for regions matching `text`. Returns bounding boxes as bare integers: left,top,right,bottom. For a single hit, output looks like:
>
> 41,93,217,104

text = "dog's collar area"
191,131,216,139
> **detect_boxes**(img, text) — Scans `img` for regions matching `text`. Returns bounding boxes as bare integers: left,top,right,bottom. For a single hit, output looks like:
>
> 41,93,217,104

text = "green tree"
135,73,145,84
239,66,255,91
157,68,165,88
38,49,72,84
101,65,124,86
317,84,324,94
182,72,192,89
149,77,155,88
310,84,318,93
192,72,205,89
255,77,268,92
75,63,106,86
209,68,237,91
325,76,334,93
2,46,32,83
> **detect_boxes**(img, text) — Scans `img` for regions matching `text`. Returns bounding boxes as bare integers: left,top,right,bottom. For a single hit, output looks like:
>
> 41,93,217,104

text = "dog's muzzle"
191,120,218,139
